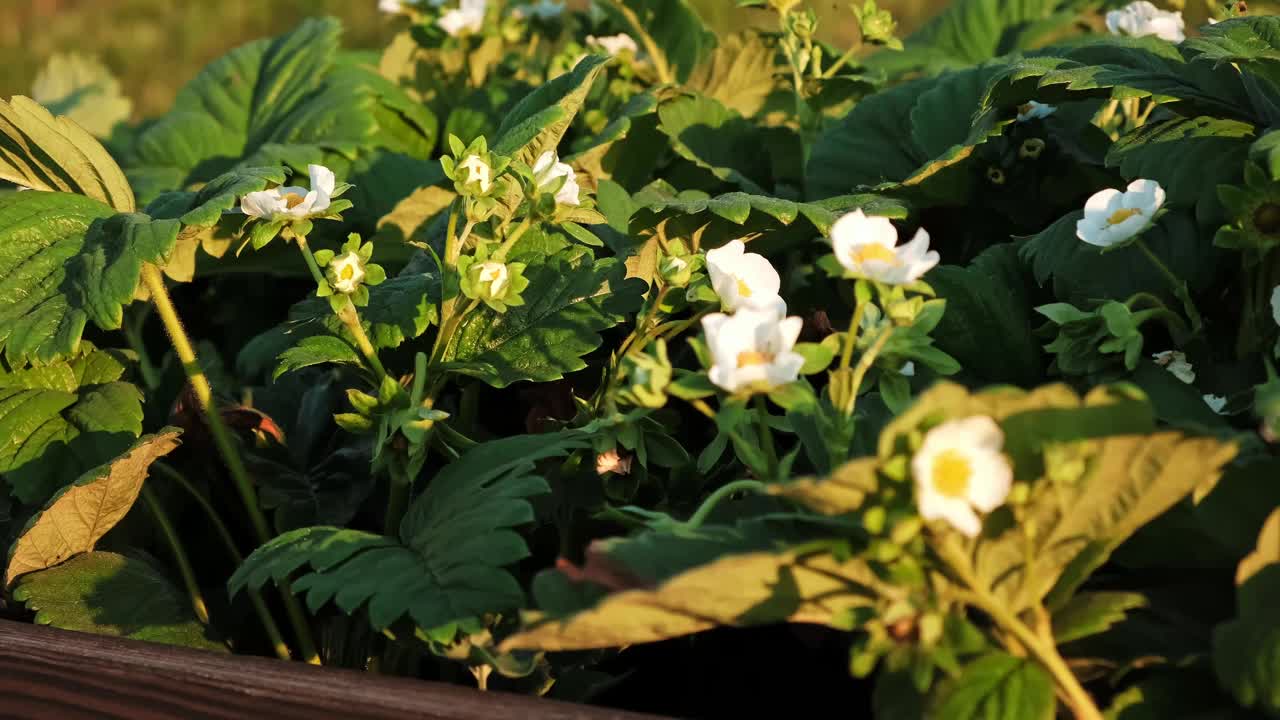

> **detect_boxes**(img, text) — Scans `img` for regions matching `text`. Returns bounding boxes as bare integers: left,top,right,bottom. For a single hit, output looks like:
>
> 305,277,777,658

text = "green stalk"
844,326,893,417
152,461,292,661
686,480,768,529
141,264,320,665
1134,238,1203,333
753,394,779,482
140,485,210,626
295,236,328,290
838,299,868,371
336,299,388,382
492,217,533,262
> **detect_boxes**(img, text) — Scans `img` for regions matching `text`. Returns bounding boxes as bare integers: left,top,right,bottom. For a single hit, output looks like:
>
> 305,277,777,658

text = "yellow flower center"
852,243,899,266
283,192,307,209
339,265,355,281
1107,208,1141,225
736,350,774,368
931,450,972,498
736,277,753,298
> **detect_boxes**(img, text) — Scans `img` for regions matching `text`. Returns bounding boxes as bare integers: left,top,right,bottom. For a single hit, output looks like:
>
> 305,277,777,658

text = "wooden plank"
0,620,664,720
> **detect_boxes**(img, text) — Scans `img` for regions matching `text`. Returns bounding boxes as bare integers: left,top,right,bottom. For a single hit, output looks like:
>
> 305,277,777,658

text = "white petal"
917,487,982,538
1270,285,1280,327
965,451,1014,512
1124,179,1165,214
708,365,740,393
1084,188,1122,215
309,165,336,196
775,316,804,352
240,190,284,218
736,252,781,298
532,151,554,176
706,239,745,269
765,351,805,388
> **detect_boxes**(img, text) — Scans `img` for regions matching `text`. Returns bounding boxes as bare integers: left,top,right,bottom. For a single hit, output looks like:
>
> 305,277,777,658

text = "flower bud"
617,339,674,408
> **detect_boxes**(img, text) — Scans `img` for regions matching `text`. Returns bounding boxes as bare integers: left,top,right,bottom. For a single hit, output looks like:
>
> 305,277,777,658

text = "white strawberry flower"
702,308,805,394
1106,1,1186,42
912,416,1013,538
1271,285,1280,327
1016,100,1056,122
705,239,785,314
595,449,633,476
830,209,939,285
239,164,336,220
476,261,509,296
458,154,493,193
438,0,486,36
1152,350,1195,384
587,33,639,56
532,150,581,206
328,251,367,295
1076,179,1165,248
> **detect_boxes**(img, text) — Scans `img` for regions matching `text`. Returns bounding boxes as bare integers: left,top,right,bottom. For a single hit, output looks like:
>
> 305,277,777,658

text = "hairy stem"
140,485,210,626
753,394,779,481
686,480,768,529
336,299,388,382
152,461,293,661
141,264,320,665
1134,238,1202,333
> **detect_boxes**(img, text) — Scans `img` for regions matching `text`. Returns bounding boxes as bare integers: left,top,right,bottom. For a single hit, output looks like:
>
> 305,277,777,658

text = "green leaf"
0,191,180,365
933,652,1055,720
0,96,134,211
12,551,225,652
501,545,876,653
273,335,362,380
1052,591,1147,644
929,244,1044,387
1021,208,1218,306
1105,117,1253,218
1104,666,1244,720
31,54,133,139
122,18,374,204
655,93,770,194
5,430,181,586
445,250,645,388
493,54,610,165
0,346,145,505
683,33,780,118
229,432,585,631
1212,566,1280,714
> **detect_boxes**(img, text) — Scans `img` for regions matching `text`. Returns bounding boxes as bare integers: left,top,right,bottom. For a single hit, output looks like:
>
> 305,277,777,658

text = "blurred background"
1,0,940,118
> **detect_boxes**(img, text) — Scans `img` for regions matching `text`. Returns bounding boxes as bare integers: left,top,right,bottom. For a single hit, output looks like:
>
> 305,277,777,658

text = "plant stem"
140,485,210,626
844,326,894,417
335,299,388,382
753,394,779,481
152,462,293,661
941,542,1103,720
294,236,328,290
492,217,533,262
686,479,768,529
838,299,868,371
140,264,320,665
1134,238,1202,333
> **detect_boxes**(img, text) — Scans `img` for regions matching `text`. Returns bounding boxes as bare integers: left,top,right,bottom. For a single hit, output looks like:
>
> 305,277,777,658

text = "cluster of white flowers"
1106,0,1186,42
701,240,804,394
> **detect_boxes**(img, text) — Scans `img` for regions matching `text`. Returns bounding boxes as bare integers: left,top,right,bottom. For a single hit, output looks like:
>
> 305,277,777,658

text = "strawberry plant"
3,0,1279,717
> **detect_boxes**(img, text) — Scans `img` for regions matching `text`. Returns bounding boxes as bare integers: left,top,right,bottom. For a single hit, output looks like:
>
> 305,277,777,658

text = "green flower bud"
457,243,531,314
617,339,674,408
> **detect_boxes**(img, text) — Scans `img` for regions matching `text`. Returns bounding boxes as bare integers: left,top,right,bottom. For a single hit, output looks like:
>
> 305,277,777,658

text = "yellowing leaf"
500,549,877,653
768,457,879,516
0,96,134,211
31,54,133,139
684,34,779,118
5,430,181,586
373,185,457,246
1237,507,1280,588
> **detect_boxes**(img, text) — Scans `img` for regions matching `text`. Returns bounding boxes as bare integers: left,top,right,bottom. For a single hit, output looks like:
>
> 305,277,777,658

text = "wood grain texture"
0,620,666,720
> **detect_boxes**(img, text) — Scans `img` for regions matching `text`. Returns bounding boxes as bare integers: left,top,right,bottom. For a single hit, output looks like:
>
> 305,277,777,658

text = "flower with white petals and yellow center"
1153,350,1195,384
705,239,785,314
458,154,493,194
1016,100,1056,122
912,416,1013,538
239,164,336,220
702,308,805,394
438,0,486,36
1076,179,1166,248
328,251,367,295
476,261,509,296
830,209,939,285
1106,0,1186,42
532,150,581,206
